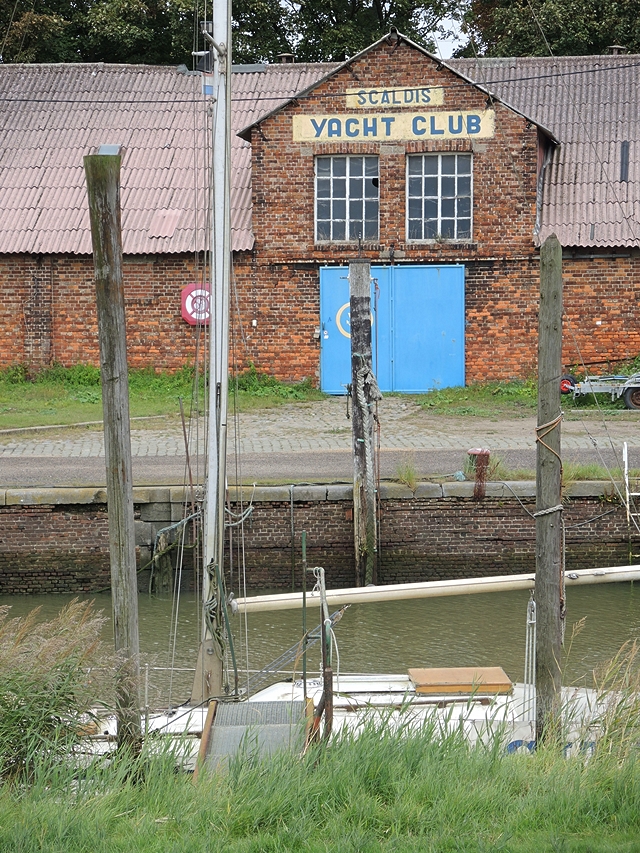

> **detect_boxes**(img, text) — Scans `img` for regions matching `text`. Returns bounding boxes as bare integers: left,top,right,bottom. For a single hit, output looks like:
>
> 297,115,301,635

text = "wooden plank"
193,700,217,783
408,666,513,695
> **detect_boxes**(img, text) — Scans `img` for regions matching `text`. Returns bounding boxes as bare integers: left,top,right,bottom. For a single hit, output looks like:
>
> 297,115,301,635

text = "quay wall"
0,481,633,595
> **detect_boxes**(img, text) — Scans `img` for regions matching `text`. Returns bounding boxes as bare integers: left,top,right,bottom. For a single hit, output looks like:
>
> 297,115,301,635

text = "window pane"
408,177,421,197
317,220,330,240
317,199,331,220
441,176,455,197
408,219,422,239
349,157,363,176
441,155,456,174
316,158,331,176
349,221,362,240
364,178,378,198
458,219,471,239
333,220,345,240
333,178,346,198
424,219,438,238
364,200,378,222
441,219,455,238
332,157,346,177
458,176,471,197
424,198,438,220
457,197,471,218
350,178,363,198
365,157,378,176
424,176,438,197
364,219,377,240
317,178,330,198
408,156,421,176
441,197,455,218
408,197,422,219
423,157,438,175
350,199,363,220
333,199,346,221
457,155,472,174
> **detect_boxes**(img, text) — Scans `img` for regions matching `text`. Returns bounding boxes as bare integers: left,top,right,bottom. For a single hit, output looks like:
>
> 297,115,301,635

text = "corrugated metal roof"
450,55,640,247
2,54,639,253
0,61,330,255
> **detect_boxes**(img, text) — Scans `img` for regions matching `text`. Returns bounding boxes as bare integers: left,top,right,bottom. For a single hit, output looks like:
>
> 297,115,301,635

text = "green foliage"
232,364,319,401
285,0,449,63
0,600,109,785
419,379,537,417
395,458,418,490
0,0,196,65
0,0,457,66
1,704,640,849
460,0,640,57
0,363,321,427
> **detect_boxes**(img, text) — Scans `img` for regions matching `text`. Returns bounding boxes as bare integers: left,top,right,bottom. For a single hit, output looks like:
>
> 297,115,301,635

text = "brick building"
1,34,639,389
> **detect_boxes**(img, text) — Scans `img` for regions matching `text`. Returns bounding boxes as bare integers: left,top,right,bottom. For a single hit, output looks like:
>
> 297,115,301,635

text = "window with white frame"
315,155,379,242
407,153,472,241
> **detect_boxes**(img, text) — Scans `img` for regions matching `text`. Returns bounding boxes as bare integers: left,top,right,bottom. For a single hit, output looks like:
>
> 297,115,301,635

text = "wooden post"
349,259,380,587
535,233,563,744
84,154,141,751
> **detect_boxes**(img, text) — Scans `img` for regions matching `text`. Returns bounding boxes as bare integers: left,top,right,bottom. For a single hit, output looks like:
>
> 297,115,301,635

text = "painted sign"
293,110,494,142
345,86,444,108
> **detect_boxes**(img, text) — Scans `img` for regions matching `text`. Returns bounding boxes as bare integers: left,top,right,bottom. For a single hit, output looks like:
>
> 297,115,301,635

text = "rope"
533,504,563,517
535,413,563,464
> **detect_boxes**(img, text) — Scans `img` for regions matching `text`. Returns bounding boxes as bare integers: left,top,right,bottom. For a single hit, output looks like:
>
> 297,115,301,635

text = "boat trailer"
560,372,640,409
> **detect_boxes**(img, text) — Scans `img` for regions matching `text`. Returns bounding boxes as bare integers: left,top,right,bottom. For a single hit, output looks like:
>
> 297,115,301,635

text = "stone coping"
0,480,617,506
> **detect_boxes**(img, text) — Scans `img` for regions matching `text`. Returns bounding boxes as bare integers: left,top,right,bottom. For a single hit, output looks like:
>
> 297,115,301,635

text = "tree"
459,0,640,56
0,0,456,65
288,0,450,62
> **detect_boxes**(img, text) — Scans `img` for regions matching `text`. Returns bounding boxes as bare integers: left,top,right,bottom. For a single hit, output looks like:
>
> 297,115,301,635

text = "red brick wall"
0,253,207,371
0,495,633,594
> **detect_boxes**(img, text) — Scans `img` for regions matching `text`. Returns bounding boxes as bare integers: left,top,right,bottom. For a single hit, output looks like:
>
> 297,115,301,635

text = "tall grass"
0,600,110,785
2,708,640,851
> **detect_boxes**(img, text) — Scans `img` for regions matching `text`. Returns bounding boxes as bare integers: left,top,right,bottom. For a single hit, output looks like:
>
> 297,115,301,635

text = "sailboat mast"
205,0,232,578
192,0,234,703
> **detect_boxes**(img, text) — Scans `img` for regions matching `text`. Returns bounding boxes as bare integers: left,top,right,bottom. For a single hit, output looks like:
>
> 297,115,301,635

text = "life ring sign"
181,283,211,326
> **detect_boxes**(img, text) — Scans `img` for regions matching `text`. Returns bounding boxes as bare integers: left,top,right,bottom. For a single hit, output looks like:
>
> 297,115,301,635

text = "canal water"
1,582,638,707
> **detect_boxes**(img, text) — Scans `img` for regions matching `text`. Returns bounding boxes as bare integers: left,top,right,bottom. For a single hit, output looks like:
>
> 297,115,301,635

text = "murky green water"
2,582,639,705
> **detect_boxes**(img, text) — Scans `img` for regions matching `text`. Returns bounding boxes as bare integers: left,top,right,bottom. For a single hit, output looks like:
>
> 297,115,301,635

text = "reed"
0,599,110,785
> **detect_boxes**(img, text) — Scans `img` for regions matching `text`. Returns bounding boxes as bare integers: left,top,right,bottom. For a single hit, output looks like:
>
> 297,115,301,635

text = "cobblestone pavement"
1,396,639,458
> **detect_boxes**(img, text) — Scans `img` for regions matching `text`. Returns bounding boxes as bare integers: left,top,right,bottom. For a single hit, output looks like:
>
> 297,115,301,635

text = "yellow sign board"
293,110,495,142
345,86,444,109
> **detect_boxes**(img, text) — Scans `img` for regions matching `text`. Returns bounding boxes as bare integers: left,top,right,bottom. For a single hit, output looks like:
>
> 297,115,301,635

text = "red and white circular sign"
181,283,211,325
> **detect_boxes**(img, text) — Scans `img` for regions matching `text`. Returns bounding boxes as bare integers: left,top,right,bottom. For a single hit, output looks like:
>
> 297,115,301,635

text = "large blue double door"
320,264,465,394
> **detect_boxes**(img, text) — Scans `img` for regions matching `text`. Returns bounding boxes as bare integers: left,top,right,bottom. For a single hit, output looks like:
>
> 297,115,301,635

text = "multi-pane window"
407,153,472,241
315,156,379,242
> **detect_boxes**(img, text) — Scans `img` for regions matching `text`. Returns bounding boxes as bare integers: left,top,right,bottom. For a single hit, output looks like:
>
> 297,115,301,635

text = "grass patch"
395,458,418,491
0,363,322,429
419,379,538,418
230,364,323,412
1,710,640,850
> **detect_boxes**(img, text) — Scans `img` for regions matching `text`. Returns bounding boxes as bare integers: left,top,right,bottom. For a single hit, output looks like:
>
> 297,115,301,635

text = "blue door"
320,264,464,394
